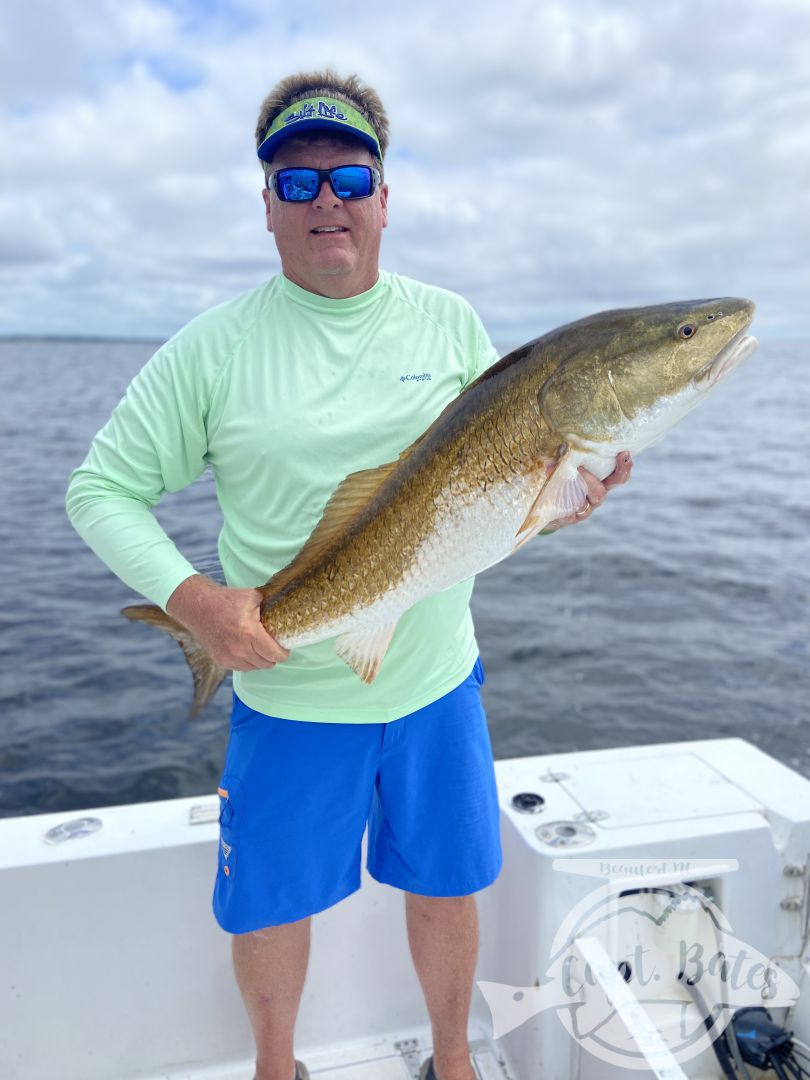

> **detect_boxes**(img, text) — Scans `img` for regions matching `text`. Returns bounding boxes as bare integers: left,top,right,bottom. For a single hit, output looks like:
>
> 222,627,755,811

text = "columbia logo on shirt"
400,372,432,382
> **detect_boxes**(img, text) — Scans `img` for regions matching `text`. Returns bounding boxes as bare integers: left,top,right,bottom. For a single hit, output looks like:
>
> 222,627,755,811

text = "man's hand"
543,451,633,532
166,575,291,671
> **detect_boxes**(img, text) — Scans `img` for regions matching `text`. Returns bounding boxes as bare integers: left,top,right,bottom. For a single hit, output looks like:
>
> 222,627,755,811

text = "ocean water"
0,336,807,819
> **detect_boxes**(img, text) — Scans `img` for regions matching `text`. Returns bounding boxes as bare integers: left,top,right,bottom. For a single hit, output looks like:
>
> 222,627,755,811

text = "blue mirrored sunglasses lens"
330,166,374,198
277,169,320,201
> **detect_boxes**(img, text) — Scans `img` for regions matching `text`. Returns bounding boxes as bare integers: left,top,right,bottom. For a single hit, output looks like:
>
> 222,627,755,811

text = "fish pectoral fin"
335,621,399,684
513,454,588,551
121,604,229,718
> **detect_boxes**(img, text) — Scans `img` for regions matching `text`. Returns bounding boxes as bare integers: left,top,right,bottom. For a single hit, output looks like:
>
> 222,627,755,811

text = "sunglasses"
268,165,382,202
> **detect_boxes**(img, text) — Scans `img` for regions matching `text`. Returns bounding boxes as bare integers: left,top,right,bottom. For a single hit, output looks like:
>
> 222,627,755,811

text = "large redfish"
124,298,757,713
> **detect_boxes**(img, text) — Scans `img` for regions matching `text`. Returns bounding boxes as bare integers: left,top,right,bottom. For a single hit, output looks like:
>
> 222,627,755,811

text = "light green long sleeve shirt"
66,270,499,722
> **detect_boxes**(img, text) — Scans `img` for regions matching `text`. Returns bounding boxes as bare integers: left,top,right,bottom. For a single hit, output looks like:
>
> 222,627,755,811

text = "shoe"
419,1057,443,1080
419,1055,476,1080
251,1063,310,1080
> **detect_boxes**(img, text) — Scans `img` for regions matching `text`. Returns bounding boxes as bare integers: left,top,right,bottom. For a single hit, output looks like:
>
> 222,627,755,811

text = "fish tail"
121,604,228,718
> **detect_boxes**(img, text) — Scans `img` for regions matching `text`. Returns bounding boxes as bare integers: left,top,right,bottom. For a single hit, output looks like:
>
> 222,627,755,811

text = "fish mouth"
694,328,758,390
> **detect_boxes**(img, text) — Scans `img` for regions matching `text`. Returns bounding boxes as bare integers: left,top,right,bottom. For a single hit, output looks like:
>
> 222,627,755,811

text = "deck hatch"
550,751,763,829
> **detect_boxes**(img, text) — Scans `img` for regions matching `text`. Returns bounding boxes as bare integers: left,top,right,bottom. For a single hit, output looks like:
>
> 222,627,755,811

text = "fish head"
538,298,757,453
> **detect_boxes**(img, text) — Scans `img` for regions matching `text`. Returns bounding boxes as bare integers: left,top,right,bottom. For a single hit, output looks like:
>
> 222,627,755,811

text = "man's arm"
66,343,288,671
66,343,209,607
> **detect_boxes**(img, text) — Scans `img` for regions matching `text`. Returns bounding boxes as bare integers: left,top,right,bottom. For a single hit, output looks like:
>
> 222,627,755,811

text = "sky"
2,0,808,348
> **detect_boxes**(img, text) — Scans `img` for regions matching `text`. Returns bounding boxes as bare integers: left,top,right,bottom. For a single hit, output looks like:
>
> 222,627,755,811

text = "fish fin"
121,604,228,718
259,455,407,605
334,622,399,683
513,454,588,551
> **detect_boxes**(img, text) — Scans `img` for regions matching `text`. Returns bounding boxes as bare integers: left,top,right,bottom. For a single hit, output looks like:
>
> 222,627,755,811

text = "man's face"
262,136,389,298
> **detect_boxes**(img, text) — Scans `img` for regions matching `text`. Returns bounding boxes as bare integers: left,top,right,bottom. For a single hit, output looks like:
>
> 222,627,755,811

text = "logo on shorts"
220,838,232,860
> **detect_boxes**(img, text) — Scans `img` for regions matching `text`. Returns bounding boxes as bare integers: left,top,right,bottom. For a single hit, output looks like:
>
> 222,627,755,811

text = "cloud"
1,0,807,343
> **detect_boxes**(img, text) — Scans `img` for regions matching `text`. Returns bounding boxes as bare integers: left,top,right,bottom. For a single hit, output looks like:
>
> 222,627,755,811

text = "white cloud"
1,0,807,343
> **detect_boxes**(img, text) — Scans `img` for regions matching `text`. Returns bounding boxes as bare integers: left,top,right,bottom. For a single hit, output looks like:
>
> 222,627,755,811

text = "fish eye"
677,322,698,340
707,314,716,321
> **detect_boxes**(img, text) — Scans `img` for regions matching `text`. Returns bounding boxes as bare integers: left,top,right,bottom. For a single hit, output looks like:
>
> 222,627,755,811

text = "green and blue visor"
257,96,382,164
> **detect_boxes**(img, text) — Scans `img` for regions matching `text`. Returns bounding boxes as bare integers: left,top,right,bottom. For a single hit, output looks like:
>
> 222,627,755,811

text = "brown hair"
255,69,390,177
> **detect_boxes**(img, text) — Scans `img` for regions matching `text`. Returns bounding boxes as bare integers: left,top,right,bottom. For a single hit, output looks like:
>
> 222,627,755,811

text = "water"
1,337,808,819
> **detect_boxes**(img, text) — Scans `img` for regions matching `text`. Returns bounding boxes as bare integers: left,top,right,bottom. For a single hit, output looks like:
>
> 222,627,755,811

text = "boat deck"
5,739,809,1080
152,1031,511,1080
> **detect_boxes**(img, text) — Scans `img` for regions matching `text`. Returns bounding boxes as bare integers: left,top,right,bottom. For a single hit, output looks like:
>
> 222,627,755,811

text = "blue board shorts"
212,656,503,934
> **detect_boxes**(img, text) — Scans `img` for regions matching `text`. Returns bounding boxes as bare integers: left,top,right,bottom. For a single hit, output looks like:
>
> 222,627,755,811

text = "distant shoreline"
1,332,805,351
0,334,166,345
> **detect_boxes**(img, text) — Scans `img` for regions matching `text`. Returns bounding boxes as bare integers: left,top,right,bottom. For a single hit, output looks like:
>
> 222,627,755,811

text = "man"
66,70,631,1080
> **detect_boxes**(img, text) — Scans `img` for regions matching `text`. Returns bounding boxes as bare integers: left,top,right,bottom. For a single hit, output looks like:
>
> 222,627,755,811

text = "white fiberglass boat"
3,736,810,1080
